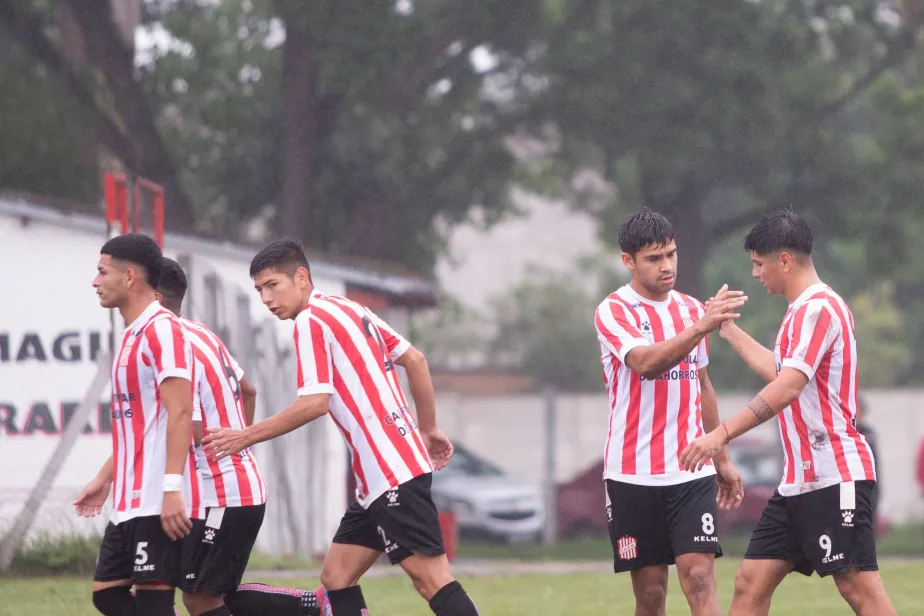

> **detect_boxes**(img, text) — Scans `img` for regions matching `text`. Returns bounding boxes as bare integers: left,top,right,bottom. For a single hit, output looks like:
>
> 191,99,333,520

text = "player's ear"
620,252,635,272
779,251,793,271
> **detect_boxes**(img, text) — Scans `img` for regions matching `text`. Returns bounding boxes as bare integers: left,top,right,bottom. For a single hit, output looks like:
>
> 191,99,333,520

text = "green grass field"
2,558,923,616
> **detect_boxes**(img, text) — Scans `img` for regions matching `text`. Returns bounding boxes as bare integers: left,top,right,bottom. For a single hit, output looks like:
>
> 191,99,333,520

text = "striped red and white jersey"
182,318,266,508
595,285,714,486
294,289,433,507
773,283,876,496
109,301,193,524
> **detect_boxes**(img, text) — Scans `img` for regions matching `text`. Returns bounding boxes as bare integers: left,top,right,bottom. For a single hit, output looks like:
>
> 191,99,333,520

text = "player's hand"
202,427,250,461
161,491,192,541
699,284,747,332
680,428,728,472
422,429,454,471
73,475,111,517
714,458,745,510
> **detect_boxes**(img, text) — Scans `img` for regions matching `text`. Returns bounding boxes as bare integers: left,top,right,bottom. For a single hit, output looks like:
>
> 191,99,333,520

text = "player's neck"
629,278,669,303
119,292,158,326
783,268,823,304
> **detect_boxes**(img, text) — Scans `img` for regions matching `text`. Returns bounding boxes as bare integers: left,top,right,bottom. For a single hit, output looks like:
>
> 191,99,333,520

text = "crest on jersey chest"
117,330,142,368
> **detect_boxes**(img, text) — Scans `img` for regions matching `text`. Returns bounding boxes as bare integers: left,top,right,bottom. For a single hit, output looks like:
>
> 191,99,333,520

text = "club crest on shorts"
617,535,638,560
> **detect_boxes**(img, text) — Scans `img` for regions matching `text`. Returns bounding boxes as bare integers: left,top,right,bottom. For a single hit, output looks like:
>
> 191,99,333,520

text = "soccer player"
204,239,478,616
680,210,897,616
594,209,746,616
75,234,194,616
155,258,322,616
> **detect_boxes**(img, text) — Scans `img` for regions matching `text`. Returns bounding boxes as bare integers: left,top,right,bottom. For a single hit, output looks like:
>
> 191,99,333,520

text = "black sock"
428,581,479,616
201,607,233,616
327,586,367,616
92,586,138,615
226,583,319,616
134,589,177,616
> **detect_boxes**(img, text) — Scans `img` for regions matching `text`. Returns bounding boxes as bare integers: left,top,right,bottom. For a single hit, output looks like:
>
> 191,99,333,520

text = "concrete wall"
435,390,924,523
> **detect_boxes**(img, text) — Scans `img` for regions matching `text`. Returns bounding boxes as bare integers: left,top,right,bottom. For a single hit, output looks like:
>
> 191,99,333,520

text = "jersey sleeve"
294,311,335,397
594,299,649,363
781,300,837,380
364,309,411,360
145,317,193,385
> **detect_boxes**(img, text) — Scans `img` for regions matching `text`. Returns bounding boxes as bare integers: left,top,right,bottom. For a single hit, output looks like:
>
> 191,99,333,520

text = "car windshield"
728,445,782,486
442,445,505,477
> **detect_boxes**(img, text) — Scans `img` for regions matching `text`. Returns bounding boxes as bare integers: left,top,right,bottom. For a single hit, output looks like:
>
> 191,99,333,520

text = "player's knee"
682,564,716,605
92,586,134,616
733,566,758,599
320,567,351,591
634,583,667,612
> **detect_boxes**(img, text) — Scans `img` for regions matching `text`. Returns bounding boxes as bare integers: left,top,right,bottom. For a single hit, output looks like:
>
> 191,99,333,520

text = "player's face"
624,241,678,296
252,266,310,320
93,255,127,308
750,251,784,294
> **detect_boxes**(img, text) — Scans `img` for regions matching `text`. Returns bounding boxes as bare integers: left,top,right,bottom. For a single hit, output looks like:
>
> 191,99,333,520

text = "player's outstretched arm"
680,368,808,471
203,393,330,460
717,321,777,383
699,369,744,509
240,376,257,426
395,346,454,470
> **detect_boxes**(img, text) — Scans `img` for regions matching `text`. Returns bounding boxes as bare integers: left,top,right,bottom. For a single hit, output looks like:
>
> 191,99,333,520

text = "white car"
430,443,545,543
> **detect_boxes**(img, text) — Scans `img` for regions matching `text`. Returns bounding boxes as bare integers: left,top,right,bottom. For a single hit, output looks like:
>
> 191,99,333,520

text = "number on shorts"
377,526,391,547
701,513,715,536
819,534,832,559
135,542,149,565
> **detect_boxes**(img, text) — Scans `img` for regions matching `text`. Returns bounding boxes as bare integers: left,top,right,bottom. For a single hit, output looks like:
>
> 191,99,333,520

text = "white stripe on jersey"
109,301,193,524
772,283,876,497
182,319,266,508
595,286,715,486
295,290,432,507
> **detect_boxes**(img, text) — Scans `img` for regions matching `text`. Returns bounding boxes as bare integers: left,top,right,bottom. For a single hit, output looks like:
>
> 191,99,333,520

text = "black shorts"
745,480,878,577
94,516,183,586
332,473,445,565
180,504,266,594
606,476,722,573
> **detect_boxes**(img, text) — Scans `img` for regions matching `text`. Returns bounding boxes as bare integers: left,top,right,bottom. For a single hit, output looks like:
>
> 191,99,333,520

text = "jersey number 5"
362,315,394,373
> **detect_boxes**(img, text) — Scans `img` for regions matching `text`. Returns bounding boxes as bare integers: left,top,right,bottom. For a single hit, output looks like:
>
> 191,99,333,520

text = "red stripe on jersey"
622,375,642,474
294,322,305,391
170,320,187,370
111,334,128,511
602,355,619,477
640,304,668,474
126,334,146,509
802,308,832,368
611,297,643,331
326,406,370,499
332,370,395,490
666,301,692,464
187,451,200,516
826,298,875,478
313,305,425,479
778,414,797,484
310,318,331,385
814,351,851,482
783,307,815,484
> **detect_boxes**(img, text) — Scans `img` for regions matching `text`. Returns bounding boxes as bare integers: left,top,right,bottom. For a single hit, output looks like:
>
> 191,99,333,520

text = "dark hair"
249,238,311,279
618,209,676,255
100,233,163,287
158,257,188,302
743,209,814,257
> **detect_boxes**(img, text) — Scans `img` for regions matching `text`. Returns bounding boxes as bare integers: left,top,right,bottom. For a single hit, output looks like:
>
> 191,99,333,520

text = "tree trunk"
63,0,195,231
277,20,316,244
640,171,708,301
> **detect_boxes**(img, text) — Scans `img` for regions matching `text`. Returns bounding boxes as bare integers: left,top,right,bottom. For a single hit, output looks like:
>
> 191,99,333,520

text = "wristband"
163,474,183,492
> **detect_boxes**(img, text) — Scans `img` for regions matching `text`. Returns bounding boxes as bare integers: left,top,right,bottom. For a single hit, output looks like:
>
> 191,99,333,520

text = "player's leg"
728,492,806,616
802,481,897,616
92,522,138,615
373,475,479,615
666,477,722,616
129,517,184,616
605,480,673,616
317,502,386,616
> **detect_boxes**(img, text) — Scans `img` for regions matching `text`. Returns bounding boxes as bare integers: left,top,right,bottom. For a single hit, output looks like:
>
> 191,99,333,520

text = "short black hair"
158,257,188,302
249,238,312,279
618,209,676,256
743,209,814,257
100,233,163,287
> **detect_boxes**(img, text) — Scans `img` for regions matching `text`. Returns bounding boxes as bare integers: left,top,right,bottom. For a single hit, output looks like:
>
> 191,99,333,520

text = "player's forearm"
628,323,706,379
166,405,193,476
242,392,257,427
244,395,328,446
401,351,438,434
723,378,803,442
720,323,777,383
97,456,114,481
